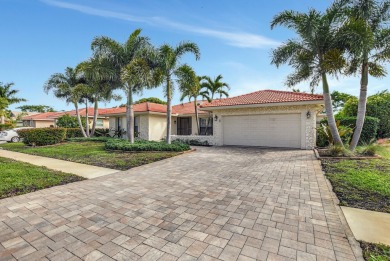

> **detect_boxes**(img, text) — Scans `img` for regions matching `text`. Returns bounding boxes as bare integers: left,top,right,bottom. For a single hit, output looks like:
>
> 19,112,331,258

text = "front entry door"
177,117,192,135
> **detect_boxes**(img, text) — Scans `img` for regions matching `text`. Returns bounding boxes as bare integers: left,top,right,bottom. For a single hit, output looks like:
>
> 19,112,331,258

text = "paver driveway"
0,147,362,261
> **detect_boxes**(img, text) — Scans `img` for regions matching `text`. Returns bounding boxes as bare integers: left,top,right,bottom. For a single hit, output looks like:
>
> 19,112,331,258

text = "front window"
96,119,104,128
134,116,139,137
199,118,213,135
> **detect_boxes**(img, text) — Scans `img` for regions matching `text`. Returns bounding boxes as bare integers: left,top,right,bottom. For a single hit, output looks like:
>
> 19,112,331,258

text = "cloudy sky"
1,0,389,111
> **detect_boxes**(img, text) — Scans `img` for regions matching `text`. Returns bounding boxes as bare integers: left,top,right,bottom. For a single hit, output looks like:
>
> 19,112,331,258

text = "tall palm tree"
271,5,346,146
0,82,26,124
157,42,200,144
176,65,203,134
91,29,153,141
339,0,390,150
77,56,120,136
200,75,230,135
44,67,88,137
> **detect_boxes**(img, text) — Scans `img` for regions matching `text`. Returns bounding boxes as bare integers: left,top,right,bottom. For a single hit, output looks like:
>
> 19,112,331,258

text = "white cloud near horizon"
41,0,280,49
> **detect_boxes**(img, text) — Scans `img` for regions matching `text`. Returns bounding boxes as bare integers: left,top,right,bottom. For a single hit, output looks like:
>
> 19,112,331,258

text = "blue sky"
2,0,389,111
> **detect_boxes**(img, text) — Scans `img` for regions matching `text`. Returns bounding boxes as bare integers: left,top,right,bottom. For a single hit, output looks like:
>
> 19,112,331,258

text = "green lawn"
360,241,390,261
0,157,84,199
322,146,390,214
0,141,181,170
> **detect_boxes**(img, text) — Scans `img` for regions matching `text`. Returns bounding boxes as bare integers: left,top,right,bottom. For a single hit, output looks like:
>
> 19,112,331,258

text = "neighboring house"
10,111,39,127
198,90,324,149
22,108,110,128
101,101,212,141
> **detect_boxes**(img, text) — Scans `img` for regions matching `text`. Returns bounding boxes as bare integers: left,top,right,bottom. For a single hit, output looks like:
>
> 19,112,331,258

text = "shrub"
56,114,87,128
65,128,84,139
94,128,110,137
357,143,380,156
328,145,353,157
0,123,15,131
172,139,211,146
105,139,190,152
316,121,353,147
319,116,379,146
18,128,67,146
67,137,113,142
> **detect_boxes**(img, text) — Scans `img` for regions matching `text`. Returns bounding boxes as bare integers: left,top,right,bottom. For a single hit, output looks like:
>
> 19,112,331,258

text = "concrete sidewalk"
0,149,118,179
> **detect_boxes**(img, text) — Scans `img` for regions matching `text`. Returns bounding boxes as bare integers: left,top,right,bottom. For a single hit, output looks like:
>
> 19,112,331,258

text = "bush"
67,137,113,142
319,116,379,146
105,139,190,152
316,121,353,147
18,128,67,146
328,145,353,157
65,128,84,139
94,128,110,137
0,123,15,131
172,139,211,146
56,114,86,128
357,143,380,156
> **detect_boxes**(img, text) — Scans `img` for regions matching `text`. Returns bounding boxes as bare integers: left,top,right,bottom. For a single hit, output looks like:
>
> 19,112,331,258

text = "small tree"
0,82,26,124
56,114,87,128
134,97,167,105
17,105,55,113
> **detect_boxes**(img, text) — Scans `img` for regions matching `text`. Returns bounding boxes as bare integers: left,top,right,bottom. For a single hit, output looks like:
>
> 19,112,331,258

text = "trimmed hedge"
319,116,379,145
18,128,67,146
65,128,84,139
105,139,190,152
172,139,211,146
67,137,113,142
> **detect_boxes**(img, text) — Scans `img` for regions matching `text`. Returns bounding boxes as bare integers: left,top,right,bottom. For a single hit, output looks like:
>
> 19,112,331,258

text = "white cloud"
41,0,279,49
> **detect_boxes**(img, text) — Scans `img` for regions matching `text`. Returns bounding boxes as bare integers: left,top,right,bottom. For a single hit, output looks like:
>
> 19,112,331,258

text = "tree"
157,42,200,143
176,65,203,134
17,105,55,113
270,5,346,146
44,67,88,137
91,29,157,143
341,90,390,138
0,82,26,124
331,91,356,111
134,97,167,105
200,75,230,134
338,0,390,150
56,114,87,128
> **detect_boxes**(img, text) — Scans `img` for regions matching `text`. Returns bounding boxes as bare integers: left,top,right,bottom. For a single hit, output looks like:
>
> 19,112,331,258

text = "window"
96,119,104,128
199,118,213,135
134,116,139,137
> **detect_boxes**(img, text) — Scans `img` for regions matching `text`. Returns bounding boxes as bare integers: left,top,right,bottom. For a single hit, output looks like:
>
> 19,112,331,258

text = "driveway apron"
0,147,362,260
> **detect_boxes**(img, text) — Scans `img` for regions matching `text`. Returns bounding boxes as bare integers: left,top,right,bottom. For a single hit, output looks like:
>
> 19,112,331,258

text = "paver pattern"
0,147,362,260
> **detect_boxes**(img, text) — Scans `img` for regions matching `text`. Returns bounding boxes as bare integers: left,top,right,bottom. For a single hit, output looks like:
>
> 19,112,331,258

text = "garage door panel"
223,114,301,148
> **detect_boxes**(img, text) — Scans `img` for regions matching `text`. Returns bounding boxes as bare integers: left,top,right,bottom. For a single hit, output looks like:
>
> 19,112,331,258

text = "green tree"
338,0,390,150
331,91,356,111
91,29,157,142
270,5,346,146
134,97,167,105
200,75,230,135
56,114,87,128
0,82,26,124
157,42,200,143
44,67,88,137
341,90,390,138
17,105,55,113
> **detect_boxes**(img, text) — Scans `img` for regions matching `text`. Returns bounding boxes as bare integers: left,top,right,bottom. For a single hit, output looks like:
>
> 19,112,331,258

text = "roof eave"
200,100,324,111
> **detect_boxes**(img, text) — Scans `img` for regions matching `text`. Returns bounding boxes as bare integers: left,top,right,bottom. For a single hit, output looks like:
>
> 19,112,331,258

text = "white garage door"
223,114,301,148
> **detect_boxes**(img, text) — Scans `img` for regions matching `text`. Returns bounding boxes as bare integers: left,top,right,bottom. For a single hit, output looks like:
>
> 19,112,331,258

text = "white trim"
200,100,324,111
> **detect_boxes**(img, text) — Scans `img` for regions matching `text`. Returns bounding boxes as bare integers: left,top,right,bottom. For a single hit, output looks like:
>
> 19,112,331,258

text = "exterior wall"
171,116,178,135
210,104,321,149
171,115,210,135
34,120,55,128
139,115,149,140
148,114,167,141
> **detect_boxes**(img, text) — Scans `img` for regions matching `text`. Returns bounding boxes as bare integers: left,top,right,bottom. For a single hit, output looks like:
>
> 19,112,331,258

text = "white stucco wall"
148,114,167,141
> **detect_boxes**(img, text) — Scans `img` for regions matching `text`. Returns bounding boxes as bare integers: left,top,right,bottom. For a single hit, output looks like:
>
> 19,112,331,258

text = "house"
103,90,324,149
22,108,110,128
100,102,212,140
9,111,39,127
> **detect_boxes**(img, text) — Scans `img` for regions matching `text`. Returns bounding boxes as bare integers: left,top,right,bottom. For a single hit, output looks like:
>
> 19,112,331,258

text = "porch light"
174,120,177,124
306,111,311,119
214,115,218,121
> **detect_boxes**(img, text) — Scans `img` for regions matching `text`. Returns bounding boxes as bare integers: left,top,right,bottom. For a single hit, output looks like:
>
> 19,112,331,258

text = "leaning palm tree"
157,42,200,143
176,65,203,134
91,29,152,141
0,82,26,124
271,5,346,146
200,75,230,135
339,0,390,150
44,67,88,137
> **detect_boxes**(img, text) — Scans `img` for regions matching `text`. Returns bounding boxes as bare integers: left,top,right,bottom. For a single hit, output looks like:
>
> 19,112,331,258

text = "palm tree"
0,82,26,124
91,29,153,141
200,75,230,135
176,65,203,134
44,67,88,137
270,5,346,146
157,42,200,144
339,0,390,150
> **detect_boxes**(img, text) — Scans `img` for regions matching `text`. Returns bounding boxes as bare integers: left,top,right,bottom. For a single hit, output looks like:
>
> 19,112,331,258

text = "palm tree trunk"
194,98,200,135
350,60,368,150
90,96,98,137
0,115,4,124
322,73,343,146
166,78,172,144
126,87,135,143
85,99,90,137
75,103,87,137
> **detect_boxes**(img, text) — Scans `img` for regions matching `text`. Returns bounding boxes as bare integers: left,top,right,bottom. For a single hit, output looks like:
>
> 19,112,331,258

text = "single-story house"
102,90,324,149
100,101,212,141
10,111,39,127
22,108,110,128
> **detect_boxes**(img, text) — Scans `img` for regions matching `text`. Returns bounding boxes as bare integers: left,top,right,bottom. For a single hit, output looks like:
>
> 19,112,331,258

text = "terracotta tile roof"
100,102,168,115
200,90,323,108
172,101,208,115
22,108,111,121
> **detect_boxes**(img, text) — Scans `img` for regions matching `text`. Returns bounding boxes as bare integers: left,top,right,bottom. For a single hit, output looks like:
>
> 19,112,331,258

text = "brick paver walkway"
0,147,362,260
